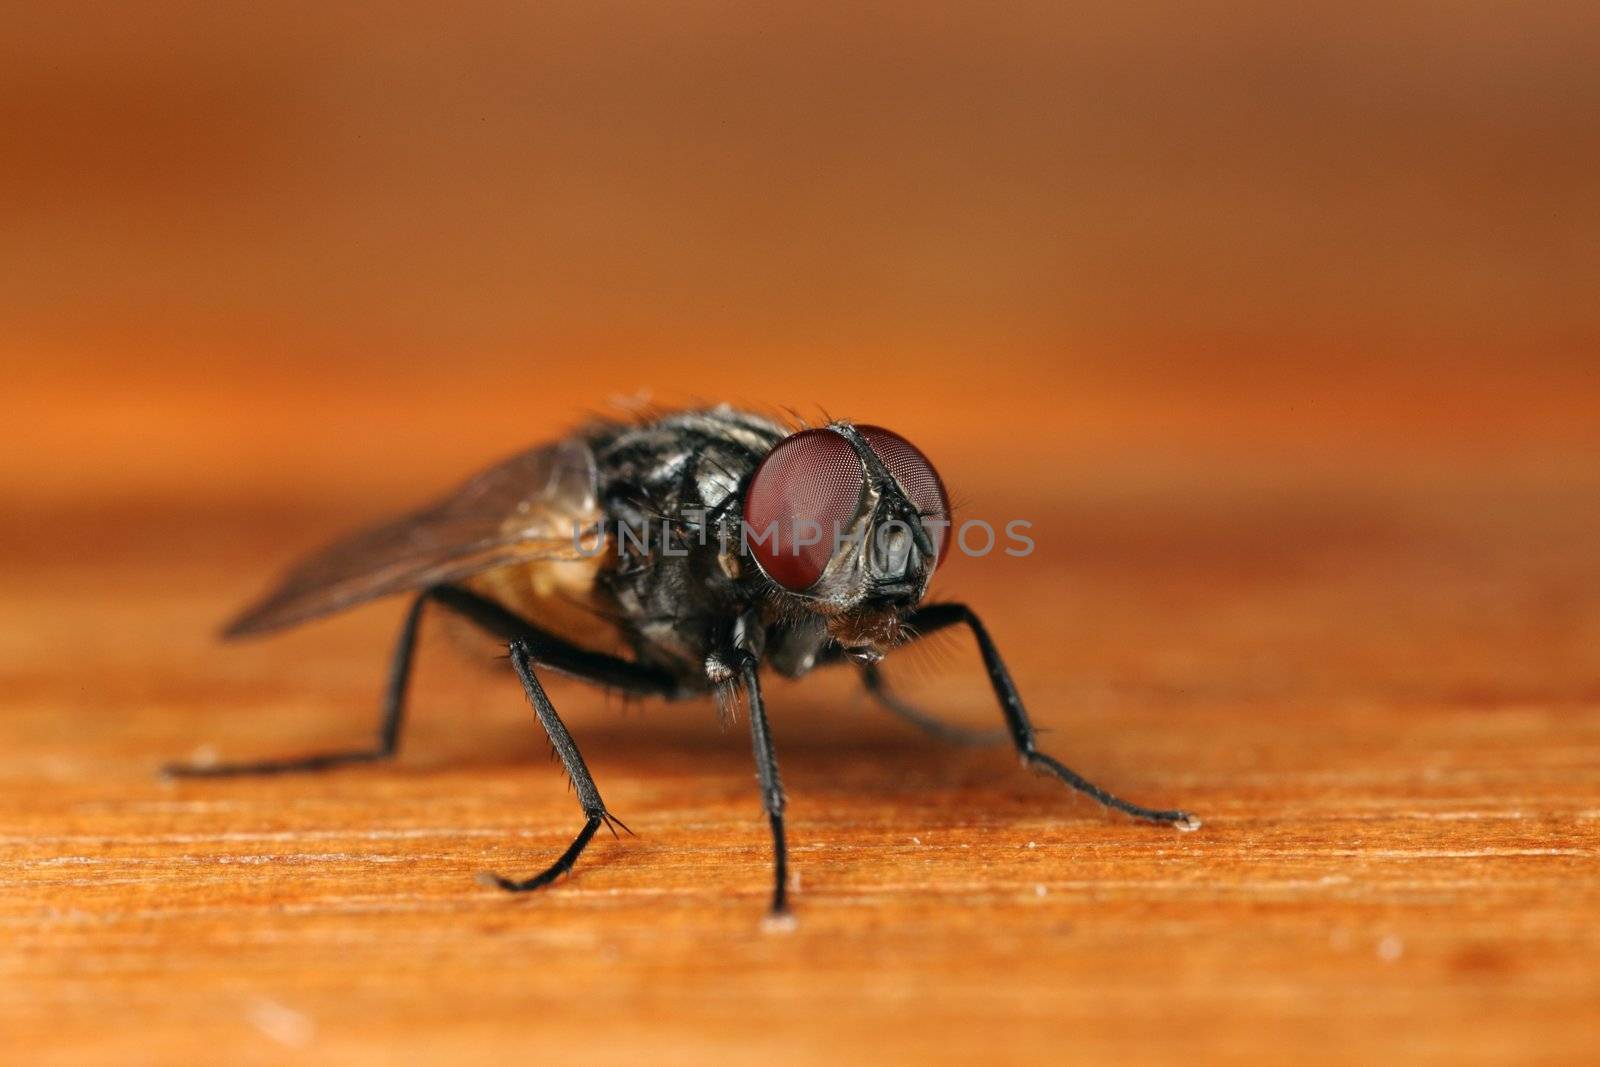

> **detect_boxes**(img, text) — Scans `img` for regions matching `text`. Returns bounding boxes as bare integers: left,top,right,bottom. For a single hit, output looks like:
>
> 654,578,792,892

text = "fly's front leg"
734,651,792,920
905,603,1199,830
163,591,431,778
480,637,629,892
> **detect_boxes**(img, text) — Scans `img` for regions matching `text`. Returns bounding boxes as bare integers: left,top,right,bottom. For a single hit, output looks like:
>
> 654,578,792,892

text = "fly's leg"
168,581,663,893
859,662,1007,746
480,637,630,892
903,603,1198,829
164,585,677,779
813,644,1007,745
736,652,791,918
162,591,431,778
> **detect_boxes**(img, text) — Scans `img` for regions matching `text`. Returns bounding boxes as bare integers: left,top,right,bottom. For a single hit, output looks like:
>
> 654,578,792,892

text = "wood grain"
3,447,1597,1067
7,5,1598,1058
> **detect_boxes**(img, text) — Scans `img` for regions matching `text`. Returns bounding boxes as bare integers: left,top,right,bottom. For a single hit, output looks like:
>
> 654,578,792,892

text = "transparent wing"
224,439,603,638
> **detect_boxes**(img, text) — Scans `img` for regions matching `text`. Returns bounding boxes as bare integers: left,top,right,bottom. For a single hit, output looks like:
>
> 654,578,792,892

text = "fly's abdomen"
460,553,631,659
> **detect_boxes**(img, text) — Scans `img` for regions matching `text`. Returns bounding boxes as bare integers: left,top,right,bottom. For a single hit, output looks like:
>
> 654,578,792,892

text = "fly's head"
741,421,951,660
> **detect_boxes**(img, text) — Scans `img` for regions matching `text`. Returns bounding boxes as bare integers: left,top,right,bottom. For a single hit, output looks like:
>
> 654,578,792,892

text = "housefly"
167,406,1198,917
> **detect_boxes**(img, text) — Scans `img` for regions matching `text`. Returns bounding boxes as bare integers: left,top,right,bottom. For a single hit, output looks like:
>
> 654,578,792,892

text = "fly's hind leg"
162,591,432,778
163,584,675,780
478,637,631,893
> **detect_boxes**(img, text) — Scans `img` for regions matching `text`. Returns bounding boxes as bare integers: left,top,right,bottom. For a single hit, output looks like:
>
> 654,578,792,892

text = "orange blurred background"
5,12,1600,1062
6,2,1597,512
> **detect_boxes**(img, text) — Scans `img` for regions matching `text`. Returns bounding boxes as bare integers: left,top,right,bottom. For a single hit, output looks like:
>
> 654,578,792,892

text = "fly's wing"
223,440,604,638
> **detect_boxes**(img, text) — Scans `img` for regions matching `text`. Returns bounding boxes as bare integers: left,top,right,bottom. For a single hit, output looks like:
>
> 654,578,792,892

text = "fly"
166,405,1198,918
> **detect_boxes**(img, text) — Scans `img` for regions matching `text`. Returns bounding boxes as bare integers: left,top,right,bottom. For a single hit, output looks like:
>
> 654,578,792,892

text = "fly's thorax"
583,407,792,684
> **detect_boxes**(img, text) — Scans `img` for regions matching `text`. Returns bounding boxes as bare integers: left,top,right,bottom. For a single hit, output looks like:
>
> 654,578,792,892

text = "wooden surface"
8,6,1598,1061
3,446,1598,1066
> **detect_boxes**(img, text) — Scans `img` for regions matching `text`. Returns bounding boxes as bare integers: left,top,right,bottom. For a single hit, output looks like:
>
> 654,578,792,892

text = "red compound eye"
743,429,866,591
857,425,952,564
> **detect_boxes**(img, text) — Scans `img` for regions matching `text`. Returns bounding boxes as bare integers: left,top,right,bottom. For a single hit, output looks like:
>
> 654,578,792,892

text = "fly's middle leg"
479,637,630,893
859,661,1007,746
